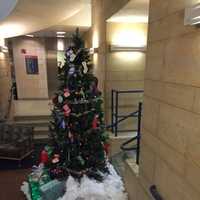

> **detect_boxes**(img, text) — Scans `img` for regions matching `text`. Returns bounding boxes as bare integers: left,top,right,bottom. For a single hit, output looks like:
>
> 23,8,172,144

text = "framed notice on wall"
25,55,39,74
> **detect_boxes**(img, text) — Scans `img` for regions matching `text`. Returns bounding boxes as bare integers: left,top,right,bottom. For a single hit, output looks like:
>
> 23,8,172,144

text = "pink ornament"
64,88,70,97
63,104,71,116
52,154,60,164
68,131,73,138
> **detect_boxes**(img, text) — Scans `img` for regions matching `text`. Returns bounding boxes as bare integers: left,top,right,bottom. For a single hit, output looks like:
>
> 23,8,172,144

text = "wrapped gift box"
40,180,65,200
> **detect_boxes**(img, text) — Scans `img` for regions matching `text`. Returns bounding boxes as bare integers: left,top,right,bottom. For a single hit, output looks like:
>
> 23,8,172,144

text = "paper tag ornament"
60,120,66,129
68,131,73,138
82,61,88,73
68,67,75,75
58,95,63,103
67,49,73,56
70,53,76,62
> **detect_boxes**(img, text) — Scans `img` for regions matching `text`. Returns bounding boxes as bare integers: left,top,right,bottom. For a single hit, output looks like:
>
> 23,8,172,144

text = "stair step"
14,115,51,121
34,134,49,140
34,134,50,144
14,119,49,127
34,126,49,135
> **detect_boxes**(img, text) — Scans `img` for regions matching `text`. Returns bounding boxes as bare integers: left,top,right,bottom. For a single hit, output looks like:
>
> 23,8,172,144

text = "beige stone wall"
105,22,147,129
0,45,11,120
91,0,147,130
91,0,130,96
44,37,59,98
12,37,48,99
140,0,200,199
83,28,92,49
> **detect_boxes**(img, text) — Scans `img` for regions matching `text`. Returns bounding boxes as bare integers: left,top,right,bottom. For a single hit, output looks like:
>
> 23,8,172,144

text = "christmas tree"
46,29,109,181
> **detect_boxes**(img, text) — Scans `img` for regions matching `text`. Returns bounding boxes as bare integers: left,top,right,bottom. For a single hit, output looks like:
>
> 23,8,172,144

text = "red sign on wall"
21,49,26,54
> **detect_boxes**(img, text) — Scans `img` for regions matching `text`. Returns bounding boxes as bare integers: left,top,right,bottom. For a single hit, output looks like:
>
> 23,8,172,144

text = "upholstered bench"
0,123,34,166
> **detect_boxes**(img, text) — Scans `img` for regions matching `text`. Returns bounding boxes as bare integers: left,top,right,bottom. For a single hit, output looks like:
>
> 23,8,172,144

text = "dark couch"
0,123,34,166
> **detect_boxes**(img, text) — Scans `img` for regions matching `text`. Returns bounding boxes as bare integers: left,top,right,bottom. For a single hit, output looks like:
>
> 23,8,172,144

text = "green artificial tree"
46,29,109,181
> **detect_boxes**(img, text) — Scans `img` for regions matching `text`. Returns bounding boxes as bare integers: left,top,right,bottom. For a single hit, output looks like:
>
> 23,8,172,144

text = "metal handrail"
106,110,139,129
111,89,144,136
120,102,142,164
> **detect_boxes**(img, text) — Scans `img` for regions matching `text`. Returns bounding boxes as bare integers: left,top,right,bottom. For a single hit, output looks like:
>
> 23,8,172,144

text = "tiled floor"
0,143,44,200
111,150,136,176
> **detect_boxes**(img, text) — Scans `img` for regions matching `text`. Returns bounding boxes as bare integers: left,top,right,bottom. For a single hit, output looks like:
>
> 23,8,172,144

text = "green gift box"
28,169,51,200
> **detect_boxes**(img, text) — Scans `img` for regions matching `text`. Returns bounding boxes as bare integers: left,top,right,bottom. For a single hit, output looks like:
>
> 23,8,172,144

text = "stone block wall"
12,37,48,99
139,0,200,199
105,22,147,130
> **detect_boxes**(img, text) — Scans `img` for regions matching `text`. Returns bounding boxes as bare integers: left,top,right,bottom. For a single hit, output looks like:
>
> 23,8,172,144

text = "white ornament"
70,54,76,62
69,67,75,75
58,95,63,103
82,62,88,73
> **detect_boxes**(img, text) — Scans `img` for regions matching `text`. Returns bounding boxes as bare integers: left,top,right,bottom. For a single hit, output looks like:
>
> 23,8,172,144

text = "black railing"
120,102,142,164
107,89,143,165
111,89,144,137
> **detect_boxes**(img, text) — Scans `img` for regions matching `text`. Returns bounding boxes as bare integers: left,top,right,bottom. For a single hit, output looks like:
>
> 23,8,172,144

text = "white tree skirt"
61,163,128,200
21,163,128,200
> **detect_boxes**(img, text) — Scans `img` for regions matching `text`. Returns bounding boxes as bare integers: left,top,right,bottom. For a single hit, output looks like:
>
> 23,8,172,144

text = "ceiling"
0,0,18,21
32,3,91,38
0,0,91,38
107,0,149,23
0,0,149,39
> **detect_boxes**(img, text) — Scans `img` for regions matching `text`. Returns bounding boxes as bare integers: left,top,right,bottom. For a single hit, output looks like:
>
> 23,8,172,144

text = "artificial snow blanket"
60,163,128,200
21,163,128,200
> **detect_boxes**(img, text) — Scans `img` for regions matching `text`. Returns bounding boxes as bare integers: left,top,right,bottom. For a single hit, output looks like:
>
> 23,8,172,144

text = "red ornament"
104,143,110,155
92,115,99,129
40,149,48,164
52,95,57,104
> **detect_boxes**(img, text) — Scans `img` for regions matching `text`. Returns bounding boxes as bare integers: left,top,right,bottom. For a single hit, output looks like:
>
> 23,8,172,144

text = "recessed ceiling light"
26,34,34,37
57,35,65,38
56,31,66,35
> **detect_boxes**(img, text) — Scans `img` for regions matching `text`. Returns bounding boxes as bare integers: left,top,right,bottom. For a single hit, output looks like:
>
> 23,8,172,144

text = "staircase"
13,100,51,141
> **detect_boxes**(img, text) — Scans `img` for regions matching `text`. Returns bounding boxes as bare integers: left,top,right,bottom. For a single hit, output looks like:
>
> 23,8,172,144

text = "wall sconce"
89,48,98,54
0,45,8,53
109,45,146,52
185,3,200,25
57,38,65,51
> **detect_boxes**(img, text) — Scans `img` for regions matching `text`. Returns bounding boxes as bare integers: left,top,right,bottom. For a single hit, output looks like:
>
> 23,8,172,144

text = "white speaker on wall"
184,3,200,25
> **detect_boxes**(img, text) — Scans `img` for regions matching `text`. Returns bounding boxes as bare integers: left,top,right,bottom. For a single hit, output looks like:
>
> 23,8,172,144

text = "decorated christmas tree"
46,29,109,181
21,29,127,200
